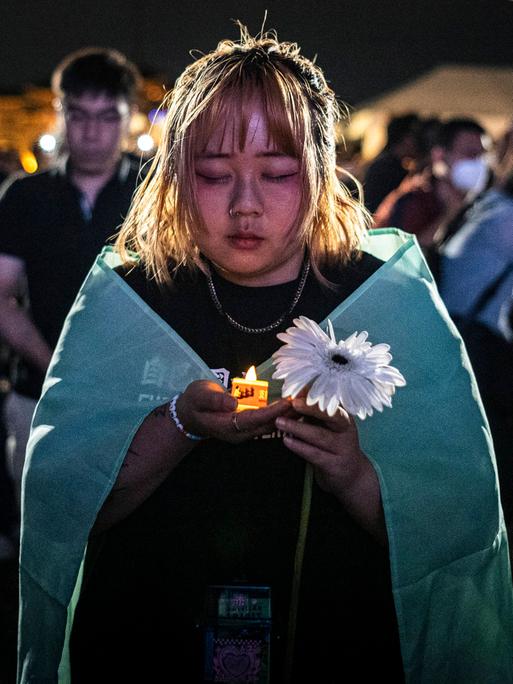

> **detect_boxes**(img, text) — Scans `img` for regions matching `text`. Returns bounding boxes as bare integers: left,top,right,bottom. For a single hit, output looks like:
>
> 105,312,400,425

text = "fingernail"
276,417,285,429
224,396,237,411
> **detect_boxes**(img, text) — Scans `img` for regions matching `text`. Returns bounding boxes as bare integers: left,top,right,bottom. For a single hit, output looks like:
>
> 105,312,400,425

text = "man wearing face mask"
439,126,513,336
378,118,489,249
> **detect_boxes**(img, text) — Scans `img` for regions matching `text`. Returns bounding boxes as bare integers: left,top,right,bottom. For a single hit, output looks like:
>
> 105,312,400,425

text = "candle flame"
245,365,257,381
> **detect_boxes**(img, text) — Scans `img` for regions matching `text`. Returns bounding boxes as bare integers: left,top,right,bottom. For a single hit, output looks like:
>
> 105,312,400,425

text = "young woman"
70,29,402,683
18,27,512,684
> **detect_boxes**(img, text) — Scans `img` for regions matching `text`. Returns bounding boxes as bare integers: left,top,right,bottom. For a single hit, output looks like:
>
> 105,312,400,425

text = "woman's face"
194,101,304,286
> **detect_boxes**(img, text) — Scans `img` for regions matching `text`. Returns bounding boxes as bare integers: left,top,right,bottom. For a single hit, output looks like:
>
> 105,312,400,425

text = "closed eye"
263,172,299,183
195,173,230,184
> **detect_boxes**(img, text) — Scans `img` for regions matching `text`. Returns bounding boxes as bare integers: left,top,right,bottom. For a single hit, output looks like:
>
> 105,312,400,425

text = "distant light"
148,108,167,125
21,151,38,174
137,134,155,152
39,134,57,153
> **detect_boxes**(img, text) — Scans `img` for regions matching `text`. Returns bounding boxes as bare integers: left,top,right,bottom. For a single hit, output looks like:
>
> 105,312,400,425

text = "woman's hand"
177,379,293,443
275,398,386,543
94,381,292,533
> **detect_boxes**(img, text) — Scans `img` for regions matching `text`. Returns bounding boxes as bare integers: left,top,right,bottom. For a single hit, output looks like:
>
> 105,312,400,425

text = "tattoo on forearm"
120,403,170,471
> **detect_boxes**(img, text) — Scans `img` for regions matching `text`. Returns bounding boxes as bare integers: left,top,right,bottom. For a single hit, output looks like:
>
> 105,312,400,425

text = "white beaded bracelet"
169,394,204,441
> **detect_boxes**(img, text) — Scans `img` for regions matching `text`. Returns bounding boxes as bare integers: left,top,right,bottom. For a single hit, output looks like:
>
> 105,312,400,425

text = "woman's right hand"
177,379,293,443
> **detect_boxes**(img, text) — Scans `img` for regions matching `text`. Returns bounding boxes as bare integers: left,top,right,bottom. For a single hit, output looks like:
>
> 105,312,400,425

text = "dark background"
2,0,513,105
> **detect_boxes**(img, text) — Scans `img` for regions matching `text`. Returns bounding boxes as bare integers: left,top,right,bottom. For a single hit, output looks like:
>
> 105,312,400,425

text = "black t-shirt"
0,155,140,398
70,255,405,684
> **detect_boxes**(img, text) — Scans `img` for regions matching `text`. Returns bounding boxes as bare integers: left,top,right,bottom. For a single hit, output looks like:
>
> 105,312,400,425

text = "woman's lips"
228,234,263,249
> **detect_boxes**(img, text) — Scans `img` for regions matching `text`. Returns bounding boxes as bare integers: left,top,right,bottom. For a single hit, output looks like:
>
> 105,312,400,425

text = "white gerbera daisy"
272,316,406,419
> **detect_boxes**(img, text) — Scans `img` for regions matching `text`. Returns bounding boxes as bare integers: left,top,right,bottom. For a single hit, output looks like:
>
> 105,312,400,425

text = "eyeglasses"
64,108,126,126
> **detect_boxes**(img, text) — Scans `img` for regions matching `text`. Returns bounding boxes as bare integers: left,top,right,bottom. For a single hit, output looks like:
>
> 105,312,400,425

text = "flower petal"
272,317,405,418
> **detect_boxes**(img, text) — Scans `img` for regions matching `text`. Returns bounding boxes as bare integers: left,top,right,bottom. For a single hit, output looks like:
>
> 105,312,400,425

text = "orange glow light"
245,365,257,381
230,366,268,410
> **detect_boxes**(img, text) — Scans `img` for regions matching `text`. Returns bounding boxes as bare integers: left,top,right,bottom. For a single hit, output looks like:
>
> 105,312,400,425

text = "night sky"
2,0,513,106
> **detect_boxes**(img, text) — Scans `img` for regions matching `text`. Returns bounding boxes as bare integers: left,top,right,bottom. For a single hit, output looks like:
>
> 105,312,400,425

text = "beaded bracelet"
169,394,204,441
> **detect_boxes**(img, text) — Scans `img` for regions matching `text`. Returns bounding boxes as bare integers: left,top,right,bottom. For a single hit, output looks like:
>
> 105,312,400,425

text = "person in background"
440,125,513,335
362,113,420,213
374,117,490,250
0,47,142,512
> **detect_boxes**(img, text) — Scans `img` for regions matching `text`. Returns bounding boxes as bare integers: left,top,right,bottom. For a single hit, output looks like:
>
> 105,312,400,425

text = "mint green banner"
18,229,513,683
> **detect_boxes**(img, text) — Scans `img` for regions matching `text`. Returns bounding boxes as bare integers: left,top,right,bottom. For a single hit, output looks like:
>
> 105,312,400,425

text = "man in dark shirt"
0,47,142,509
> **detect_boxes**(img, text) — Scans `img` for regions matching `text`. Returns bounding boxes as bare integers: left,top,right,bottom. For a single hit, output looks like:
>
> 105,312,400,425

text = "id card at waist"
203,584,271,683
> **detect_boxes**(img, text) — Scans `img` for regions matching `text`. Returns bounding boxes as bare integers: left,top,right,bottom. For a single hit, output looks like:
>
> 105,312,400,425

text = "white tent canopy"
347,64,513,160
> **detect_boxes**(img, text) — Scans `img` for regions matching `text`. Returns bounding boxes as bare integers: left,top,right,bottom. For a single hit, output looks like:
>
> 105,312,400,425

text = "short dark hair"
386,114,420,148
51,47,141,104
436,118,485,151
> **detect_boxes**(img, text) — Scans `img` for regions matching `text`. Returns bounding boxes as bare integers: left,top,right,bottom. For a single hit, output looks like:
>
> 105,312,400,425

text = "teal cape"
18,229,513,683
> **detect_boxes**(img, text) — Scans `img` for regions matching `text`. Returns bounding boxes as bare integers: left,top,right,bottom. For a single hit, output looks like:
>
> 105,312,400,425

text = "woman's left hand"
275,398,386,543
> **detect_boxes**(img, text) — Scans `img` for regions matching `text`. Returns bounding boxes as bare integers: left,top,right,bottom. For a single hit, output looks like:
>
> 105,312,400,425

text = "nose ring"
229,207,238,218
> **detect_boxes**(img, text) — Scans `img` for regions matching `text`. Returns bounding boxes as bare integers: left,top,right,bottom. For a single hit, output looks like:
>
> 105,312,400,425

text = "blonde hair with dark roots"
115,25,371,284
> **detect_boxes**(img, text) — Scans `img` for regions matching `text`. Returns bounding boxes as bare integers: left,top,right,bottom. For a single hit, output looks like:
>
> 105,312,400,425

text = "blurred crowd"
0,45,513,682
344,111,513,538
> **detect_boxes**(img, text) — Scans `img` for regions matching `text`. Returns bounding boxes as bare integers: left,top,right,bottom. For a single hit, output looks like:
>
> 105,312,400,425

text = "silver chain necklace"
207,260,310,334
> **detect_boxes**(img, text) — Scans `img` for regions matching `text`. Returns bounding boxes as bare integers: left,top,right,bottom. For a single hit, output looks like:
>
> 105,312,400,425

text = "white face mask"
450,157,489,195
